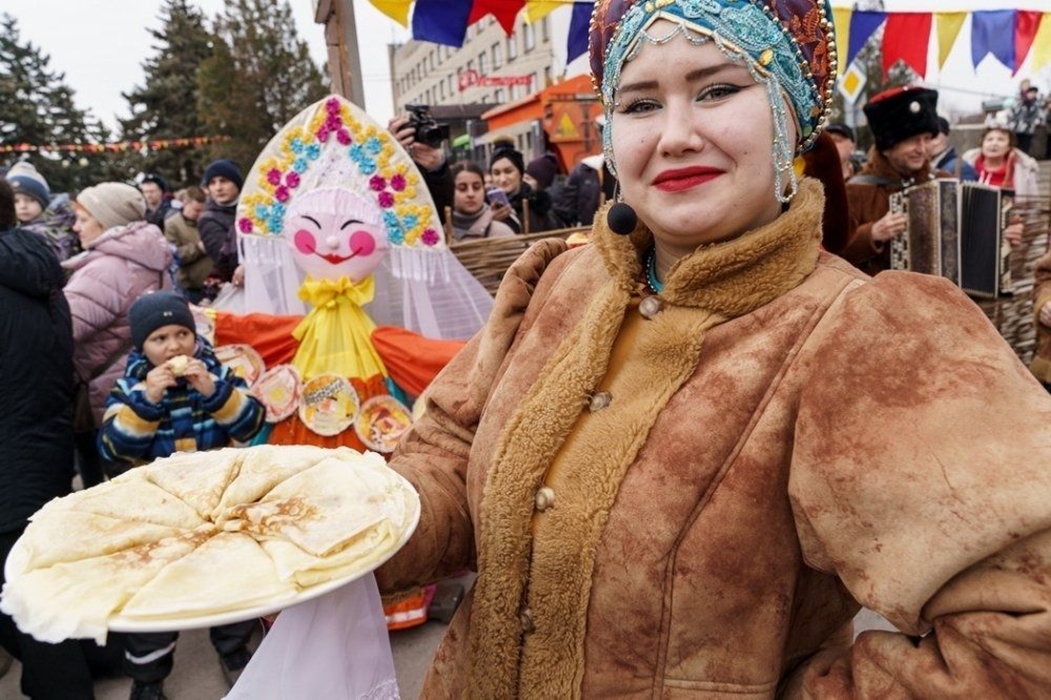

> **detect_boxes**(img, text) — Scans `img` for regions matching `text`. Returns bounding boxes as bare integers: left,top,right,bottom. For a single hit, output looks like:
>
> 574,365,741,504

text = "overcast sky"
3,0,1048,138
4,0,408,132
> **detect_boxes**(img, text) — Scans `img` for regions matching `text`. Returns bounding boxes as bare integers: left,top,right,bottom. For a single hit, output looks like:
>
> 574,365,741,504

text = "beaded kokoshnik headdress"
589,0,838,202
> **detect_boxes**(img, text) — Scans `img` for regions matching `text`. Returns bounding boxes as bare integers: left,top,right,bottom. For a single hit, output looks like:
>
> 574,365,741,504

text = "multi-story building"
390,16,561,157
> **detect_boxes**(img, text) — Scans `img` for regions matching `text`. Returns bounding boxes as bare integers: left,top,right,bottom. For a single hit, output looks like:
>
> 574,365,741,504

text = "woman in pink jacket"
63,182,172,486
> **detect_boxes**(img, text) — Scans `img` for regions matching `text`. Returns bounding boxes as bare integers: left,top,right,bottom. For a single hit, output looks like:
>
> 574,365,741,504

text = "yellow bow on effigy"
291,275,388,381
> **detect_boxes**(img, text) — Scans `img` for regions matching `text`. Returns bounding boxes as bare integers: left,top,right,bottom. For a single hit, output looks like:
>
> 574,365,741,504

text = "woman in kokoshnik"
360,0,1051,697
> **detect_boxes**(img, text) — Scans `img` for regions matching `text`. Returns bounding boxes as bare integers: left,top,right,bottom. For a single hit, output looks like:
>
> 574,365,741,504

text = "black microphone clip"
606,202,637,235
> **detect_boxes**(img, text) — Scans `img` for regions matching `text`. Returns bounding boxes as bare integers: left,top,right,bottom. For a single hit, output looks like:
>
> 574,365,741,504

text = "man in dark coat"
554,156,603,227
0,180,122,697
197,159,243,284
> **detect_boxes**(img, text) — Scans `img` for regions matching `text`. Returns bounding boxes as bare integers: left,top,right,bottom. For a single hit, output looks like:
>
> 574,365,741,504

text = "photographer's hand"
387,115,445,171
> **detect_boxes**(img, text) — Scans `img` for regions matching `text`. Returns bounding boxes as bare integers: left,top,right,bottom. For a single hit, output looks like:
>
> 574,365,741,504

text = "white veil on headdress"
236,94,493,340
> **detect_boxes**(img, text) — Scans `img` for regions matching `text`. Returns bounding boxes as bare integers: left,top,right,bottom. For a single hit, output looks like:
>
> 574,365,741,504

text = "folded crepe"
260,521,401,588
139,447,245,519
211,444,356,525
19,510,181,571
1,527,215,644
221,454,410,557
120,532,296,620
37,477,205,530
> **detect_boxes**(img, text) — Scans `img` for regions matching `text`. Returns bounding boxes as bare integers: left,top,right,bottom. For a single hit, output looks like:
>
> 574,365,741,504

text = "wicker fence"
449,226,587,295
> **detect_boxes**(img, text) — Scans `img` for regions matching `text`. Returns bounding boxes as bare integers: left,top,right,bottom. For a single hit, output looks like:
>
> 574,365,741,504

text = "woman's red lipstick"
653,166,723,192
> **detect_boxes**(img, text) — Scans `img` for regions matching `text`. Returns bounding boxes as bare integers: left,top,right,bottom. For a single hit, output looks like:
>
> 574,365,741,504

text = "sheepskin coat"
378,178,1051,698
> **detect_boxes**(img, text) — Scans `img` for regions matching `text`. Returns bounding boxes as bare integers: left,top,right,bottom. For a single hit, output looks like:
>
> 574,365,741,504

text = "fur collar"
464,179,825,697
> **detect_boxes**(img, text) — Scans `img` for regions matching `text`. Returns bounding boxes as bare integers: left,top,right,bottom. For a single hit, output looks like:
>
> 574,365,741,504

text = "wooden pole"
314,0,366,106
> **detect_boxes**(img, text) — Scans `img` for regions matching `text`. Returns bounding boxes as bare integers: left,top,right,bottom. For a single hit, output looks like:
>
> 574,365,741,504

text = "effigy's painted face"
284,188,389,281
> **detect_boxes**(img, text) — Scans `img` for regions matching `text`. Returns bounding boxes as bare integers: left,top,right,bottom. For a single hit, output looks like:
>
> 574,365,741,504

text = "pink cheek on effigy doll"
349,230,376,257
294,230,317,255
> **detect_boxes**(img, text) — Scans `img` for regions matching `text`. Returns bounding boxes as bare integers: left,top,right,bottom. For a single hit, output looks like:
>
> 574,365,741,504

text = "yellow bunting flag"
368,0,410,27
523,0,561,24
832,7,852,74
934,12,967,70
1032,13,1051,72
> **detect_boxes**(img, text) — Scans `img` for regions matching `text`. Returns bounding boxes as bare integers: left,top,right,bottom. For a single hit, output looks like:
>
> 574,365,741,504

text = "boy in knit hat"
6,161,78,261
97,290,264,699
198,159,244,286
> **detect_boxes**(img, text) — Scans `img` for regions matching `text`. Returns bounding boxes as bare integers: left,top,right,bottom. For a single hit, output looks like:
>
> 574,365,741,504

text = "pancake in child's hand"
167,355,191,376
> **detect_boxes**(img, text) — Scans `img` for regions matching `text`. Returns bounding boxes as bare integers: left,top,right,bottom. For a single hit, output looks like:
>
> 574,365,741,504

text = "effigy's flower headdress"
237,94,443,249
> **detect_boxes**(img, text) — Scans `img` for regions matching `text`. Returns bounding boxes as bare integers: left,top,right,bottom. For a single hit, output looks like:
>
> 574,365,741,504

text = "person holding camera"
388,108,455,229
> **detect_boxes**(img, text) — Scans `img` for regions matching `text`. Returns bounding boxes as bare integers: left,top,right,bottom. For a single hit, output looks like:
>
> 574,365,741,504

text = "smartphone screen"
487,187,510,207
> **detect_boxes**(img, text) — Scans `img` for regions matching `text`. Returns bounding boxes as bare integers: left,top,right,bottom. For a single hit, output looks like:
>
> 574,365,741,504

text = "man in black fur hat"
841,86,947,275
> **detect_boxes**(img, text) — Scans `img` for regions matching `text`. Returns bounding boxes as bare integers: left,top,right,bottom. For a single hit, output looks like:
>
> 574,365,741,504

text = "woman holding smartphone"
489,145,563,234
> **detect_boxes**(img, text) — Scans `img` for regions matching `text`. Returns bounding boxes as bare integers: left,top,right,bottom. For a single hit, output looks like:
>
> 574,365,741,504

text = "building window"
543,66,552,88
507,35,517,61
448,75,454,96
524,23,535,52
541,16,550,42
467,59,474,72
492,43,502,69
479,52,488,74
495,88,505,102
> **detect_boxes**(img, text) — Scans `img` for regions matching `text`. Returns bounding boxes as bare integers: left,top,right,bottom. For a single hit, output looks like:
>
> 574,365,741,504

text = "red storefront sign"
458,69,533,92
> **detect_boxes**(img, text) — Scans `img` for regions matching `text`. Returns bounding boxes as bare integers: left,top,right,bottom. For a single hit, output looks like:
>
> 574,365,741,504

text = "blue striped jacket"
98,339,265,466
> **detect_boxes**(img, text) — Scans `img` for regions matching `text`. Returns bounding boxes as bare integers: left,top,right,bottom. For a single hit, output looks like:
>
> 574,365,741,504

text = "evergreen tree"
120,0,218,188
197,0,329,170
0,13,111,192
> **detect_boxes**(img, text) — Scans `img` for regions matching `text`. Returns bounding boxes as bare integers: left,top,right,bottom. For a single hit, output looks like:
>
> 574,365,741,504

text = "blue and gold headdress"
589,0,837,199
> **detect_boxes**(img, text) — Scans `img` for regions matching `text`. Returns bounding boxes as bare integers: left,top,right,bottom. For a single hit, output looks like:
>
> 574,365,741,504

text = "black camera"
406,104,450,149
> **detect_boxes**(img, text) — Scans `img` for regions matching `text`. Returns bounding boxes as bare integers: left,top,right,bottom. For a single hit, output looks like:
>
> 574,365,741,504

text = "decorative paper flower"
421,228,440,246
238,217,254,233
365,137,383,155
369,175,386,191
317,127,330,142
290,138,306,155
378,191,395,208
389,174,406,192
286,172,300,188
306,143,321,160
337,129,351,146
275,186,290,203
267,168,282,185
292,158,308,174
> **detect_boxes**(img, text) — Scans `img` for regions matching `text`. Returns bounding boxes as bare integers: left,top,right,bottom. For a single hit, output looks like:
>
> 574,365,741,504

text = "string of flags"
0,136,230,156
833,7,1051,78
370,0,1051,79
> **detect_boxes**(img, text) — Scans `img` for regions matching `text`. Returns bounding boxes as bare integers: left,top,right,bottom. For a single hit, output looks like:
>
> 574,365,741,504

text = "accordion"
889,180,1016,298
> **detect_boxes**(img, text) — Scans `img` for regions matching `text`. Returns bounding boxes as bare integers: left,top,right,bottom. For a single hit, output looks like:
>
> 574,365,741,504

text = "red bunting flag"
468,0,526,35
1015,11,1043,74
882,12,932,78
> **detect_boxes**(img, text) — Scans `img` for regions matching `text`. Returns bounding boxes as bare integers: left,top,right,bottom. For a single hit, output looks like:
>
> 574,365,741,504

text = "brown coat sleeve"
841,183,887,267
375,239,571,594
785,272,1051,697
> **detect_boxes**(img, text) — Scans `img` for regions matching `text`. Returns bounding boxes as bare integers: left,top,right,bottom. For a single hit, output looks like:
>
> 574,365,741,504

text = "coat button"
639,295,662,319
588,391,612,412
534,487,555,512
520,608,535,633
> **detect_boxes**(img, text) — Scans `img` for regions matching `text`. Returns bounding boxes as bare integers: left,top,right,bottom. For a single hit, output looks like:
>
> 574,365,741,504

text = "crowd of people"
3,0,1051,696
0,157,261,700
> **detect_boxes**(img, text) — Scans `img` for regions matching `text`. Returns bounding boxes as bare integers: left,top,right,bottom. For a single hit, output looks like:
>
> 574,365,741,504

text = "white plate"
5,475,420,634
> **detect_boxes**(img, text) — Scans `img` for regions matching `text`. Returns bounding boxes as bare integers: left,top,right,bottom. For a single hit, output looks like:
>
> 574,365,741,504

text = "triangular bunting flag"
468,0,527,36
832,7,852,74
523,0,561,24
847,11,886,69
369,0,411,27
412,0,474,46
1032,13,1051,72
882,12,931,78
971,10,1015,71
934,12,967,70
1015,10,1042,74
